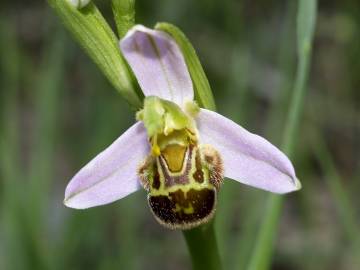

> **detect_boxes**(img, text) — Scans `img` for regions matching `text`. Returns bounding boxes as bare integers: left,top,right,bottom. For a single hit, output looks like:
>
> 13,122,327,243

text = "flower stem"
247,1,317,269
183,221,222,270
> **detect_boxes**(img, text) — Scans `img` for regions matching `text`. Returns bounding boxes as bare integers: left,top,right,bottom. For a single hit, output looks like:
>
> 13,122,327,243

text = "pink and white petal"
64,122,150,209
196,109,301,194
120,25,193,106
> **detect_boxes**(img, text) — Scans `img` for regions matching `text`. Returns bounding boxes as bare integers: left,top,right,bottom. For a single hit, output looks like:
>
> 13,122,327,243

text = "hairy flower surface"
64,25,301,229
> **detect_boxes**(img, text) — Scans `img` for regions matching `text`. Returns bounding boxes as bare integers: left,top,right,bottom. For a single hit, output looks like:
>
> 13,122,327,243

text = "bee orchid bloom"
64,25,301,229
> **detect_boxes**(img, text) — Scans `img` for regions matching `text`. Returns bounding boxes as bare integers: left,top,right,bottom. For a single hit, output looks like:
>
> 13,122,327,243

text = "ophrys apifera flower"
64,25,301,230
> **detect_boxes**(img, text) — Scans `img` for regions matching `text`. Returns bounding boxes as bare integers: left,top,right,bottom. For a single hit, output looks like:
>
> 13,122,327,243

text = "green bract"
47,0,142,108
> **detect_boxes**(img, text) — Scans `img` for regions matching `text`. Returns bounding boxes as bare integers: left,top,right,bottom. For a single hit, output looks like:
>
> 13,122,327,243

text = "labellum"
137,97,223,229
139,132,223,229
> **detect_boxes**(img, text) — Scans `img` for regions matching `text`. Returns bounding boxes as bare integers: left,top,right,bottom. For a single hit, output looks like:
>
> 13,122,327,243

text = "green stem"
247,1,317,269
183,222,222,270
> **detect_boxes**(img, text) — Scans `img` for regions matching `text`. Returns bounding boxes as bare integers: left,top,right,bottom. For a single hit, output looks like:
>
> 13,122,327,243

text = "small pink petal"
196,109,301,194
64,122,150,209
120,25,193,106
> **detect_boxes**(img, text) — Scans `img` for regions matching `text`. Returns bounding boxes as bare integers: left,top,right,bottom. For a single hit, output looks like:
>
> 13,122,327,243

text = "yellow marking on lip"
149,181,214,196
173,203,195,214
161,144,187,172
149,144,216,197
183,204,194,214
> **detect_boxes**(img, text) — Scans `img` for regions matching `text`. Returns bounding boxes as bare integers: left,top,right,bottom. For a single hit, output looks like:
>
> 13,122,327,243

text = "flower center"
136,96,199,156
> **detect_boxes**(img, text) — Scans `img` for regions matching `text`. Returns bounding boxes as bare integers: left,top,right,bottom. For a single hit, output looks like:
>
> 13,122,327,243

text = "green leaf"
47,0,142,108
111,0,136,38
297,0,317,56
155,22,216,111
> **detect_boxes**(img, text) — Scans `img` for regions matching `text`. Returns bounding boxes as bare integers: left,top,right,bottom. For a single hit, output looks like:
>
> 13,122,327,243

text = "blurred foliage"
0,0,359,270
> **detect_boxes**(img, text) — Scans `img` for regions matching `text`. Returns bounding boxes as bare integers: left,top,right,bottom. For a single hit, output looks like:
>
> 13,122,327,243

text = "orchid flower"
64,25,301,230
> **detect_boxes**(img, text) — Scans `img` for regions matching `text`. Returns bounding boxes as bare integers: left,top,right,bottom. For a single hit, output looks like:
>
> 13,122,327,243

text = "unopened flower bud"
67,0,90,9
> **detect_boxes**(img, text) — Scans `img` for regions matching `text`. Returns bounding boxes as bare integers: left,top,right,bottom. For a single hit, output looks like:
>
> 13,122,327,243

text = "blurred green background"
0,0,359,269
